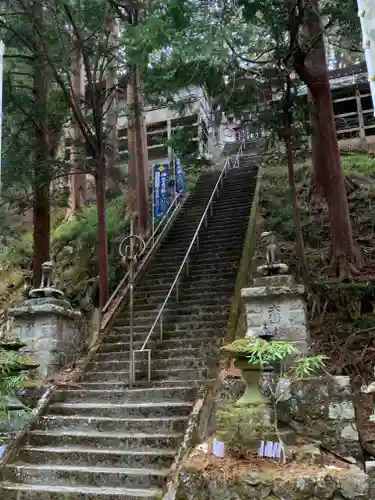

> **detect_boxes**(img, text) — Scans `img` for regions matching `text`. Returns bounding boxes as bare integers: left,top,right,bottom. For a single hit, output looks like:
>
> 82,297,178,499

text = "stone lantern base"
9,296,82,380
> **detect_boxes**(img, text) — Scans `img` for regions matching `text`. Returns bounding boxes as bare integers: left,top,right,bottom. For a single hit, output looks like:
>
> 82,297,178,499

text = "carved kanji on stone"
268,304,281,324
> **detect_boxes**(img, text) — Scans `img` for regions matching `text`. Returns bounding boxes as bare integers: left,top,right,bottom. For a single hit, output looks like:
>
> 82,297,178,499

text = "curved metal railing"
132,138,245,382
100,194,182,331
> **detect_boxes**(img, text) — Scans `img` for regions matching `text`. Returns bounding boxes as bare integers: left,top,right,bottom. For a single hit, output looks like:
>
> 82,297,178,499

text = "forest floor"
256,151,375,458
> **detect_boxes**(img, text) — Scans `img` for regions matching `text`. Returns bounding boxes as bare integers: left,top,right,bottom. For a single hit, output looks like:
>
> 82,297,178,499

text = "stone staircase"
1,153,259,499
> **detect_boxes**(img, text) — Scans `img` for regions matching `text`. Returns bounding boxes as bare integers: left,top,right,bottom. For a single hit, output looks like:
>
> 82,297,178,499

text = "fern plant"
0,341,39,439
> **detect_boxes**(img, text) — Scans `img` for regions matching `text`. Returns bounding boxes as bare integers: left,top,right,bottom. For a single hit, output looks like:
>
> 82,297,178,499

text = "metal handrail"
132,138,245,382
101,193,182,318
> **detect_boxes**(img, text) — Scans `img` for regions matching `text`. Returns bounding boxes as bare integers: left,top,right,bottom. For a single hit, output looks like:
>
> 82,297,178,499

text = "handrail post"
147,350,151,382
160,314,163,342
120,219,145,388
128,221,135,388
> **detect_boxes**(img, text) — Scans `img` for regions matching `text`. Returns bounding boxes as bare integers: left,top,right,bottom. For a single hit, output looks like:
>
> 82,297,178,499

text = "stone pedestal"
9,297,82,380
241,274,309,353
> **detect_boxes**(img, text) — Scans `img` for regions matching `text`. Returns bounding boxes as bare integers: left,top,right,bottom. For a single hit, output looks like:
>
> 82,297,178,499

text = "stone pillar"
241,274,309,354
9,262,82,380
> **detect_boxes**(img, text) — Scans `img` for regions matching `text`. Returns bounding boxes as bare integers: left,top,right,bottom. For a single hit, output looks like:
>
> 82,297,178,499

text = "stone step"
149,245,243,262
139,269,237,287
109,323,225,336
133,289,233,306
139,270,237,288
19,445,176,469
54,385,197,404
74,379,205,391
113,310,227,328
165,222,248,243
190,185,256,201
38,414,189,434
156,234,246,254
26,430,183,450
86,359,205,377
113,311,228,328
48,401,193,419
138,256,240,279
189,191,255,206
97,336,222,353
178,260,239,273
166,223,248,243
4,463,166,489
120,299,231,316
149,249,243,270
167,207,251,227
173,210,251,227
83,367,208,384
133,287,233,302
95,346,203,362
109,322,227,340
170,206,252,224
1,483,161,500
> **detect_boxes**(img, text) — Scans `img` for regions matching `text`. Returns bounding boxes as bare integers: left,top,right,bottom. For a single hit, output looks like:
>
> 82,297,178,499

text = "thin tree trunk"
66,37,86,219
95,159,109,309
133,67,149,238
283,75,310,291
32,0,50,286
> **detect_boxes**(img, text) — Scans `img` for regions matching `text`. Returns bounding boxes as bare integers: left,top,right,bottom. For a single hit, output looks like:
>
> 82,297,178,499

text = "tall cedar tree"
290,0,362,278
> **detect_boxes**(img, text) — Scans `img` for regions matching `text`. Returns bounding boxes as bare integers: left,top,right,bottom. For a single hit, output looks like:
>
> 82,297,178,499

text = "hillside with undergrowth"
0,168,200,317
255,152,375,456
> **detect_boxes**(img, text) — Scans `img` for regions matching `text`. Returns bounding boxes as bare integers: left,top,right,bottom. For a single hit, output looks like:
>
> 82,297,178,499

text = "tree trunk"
294,0,360,279
32,0,50,287
133,67,149,238
126,68,137,220
312,87,358,276
95,159,109,309
283,76,310,291
66,37,86,219
105,13,120,196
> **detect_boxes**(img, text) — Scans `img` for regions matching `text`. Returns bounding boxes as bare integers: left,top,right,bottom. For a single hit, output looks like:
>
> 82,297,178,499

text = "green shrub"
216,404,276,456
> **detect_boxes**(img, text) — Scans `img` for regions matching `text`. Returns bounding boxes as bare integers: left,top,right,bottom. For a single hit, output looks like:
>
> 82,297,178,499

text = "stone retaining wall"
275,375,361,460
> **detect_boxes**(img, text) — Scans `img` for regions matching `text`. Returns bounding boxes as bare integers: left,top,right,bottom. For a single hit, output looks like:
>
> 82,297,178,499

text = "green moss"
220,338,265,358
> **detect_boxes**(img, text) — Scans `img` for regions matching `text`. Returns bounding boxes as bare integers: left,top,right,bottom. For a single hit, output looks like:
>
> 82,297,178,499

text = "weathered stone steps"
26,430,183,450
82,366,208,383
53,385,197,404
0,156,260,499
96,336,222,353
38,414,189,434
5,464,166,489
2,483,161,499
19,446,176,469
48,401,193,418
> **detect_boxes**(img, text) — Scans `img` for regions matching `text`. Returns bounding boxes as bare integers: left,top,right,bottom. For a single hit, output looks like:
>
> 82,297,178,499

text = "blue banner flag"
174,156,186,194
153,163,170,219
